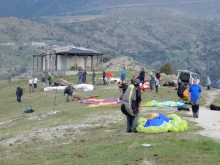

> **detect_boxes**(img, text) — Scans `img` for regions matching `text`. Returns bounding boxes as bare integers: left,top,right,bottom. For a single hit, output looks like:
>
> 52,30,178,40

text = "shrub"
159,62,175,75
102,55,112,63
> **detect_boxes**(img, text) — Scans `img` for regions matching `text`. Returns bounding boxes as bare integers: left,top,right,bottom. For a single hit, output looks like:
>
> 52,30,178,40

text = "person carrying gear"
121,78,142,133
177,82,185,102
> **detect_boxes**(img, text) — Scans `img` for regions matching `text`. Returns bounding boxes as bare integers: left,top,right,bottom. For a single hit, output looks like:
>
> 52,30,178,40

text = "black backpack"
177,85,184,95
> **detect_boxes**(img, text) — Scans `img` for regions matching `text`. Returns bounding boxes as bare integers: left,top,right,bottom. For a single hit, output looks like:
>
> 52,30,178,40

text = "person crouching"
64,84,76,102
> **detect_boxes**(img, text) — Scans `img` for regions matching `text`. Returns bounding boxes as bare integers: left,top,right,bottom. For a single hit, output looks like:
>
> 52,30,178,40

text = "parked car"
177,70,200,84
212,79,220,89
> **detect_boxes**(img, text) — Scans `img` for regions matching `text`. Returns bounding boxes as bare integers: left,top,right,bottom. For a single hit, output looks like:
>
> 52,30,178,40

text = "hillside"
56,10,220,81
0,10,220,83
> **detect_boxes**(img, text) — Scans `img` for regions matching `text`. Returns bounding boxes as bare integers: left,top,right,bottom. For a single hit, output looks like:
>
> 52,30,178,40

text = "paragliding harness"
64,85,75,96
121,84,138,117
177,84,185,97
210,104,220,111
24,106,34,113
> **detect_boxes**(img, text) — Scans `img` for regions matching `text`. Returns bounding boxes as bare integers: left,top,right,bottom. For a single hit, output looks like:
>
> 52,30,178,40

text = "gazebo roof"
33,45,103,57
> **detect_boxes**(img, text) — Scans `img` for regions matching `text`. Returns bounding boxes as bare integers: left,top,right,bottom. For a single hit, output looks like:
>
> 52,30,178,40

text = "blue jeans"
126,111,139,132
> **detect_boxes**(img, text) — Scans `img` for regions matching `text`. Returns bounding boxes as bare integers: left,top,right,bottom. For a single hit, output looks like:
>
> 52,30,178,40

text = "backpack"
121,84,137,116
177,85,184,95
16,87,23,95
24,106,34,113
64,86,71,95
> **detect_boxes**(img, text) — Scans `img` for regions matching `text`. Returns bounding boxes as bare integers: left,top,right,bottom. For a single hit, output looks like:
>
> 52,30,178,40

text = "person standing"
206,76,211,90
118,80,128,100
16,87,24,103
77,69,83,84
156,71,161,80
102,70,106,85
120,70,126,81
155,78,160,93
139,68,145,84
33,77,38,91
149,73,155,91
177,82,185,102
106,69,112,85
121,78,142,133
188,79,202,118
28,77,33,93
92,70,96,85
82,70,87,83
41,75,46,91
48,75,52,87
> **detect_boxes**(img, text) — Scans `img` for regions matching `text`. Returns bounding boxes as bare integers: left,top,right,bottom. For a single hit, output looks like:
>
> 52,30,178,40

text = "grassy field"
0,71,220,165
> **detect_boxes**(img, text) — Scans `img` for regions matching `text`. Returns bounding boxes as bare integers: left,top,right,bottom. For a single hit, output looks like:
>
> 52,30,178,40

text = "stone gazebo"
32,45,104,76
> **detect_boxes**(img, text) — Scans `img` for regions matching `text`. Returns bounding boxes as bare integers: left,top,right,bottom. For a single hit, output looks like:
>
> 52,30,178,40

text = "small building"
32,45,104,76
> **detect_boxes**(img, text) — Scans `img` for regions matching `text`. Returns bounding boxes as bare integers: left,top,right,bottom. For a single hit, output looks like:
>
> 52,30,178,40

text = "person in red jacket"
106,70,112,85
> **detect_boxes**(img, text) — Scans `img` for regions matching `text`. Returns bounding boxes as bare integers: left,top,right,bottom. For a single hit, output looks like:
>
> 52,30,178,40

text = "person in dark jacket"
77,69,83,84
139,68,145,84
92,70,96,85
41,75,46,91
102,70,106,85
64,84,76,102
149,73,155,91
121,78,142,133
82,70,87,83
118,80,128,100
16,87,24,103
156,71,161,80
177,82,185,102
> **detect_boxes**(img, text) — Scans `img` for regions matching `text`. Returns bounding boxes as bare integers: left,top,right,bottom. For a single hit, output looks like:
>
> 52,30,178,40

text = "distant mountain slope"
0,0,220,22
0,10,220,82
56,10,220,75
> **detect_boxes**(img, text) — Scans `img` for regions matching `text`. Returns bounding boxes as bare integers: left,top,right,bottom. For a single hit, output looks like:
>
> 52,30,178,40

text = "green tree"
102,55,112,63
159,62,175,75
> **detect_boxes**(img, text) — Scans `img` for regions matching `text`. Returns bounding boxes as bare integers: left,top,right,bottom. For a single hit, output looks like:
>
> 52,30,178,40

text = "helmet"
133,78,140,86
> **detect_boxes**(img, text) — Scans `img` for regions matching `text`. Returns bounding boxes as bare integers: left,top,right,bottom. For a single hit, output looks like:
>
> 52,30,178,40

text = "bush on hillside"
159,62,175,75
102,55,112,63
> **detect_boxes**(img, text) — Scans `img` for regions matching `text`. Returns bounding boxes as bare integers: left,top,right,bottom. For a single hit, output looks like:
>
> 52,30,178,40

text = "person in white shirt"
34,77,38,91
28,77,33,93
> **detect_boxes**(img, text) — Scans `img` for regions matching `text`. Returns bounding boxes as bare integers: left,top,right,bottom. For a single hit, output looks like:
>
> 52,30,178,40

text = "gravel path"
186,89,220,142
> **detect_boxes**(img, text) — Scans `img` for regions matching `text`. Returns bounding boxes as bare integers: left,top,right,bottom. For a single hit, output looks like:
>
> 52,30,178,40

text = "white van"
177,70,200,84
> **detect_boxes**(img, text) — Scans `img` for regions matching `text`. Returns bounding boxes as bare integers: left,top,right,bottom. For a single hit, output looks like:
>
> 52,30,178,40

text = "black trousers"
17,94,22,102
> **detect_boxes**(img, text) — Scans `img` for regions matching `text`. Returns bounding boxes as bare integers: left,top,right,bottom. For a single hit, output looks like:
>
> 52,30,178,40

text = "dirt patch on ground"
0,111,125,148
186,89,220,142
